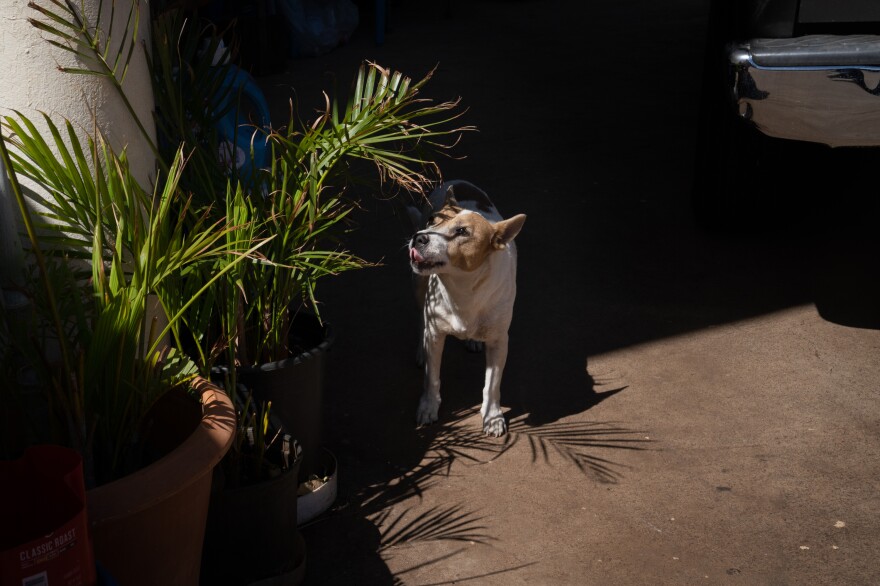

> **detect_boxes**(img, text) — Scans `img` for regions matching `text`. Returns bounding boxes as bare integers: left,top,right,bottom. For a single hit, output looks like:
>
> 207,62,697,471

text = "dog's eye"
454,226,468,236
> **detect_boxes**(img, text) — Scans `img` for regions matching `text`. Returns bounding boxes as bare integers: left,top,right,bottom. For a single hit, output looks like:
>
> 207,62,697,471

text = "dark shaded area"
244,1,880,582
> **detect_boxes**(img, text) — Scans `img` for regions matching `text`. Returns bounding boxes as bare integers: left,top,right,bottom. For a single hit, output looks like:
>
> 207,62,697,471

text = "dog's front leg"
481,335,508,437
416,330,446,426
414,275,428,367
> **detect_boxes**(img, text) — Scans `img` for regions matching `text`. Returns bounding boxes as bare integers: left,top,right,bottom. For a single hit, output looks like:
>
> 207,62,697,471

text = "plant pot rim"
216,318,335,374
217,453,304,495
86,376,235,523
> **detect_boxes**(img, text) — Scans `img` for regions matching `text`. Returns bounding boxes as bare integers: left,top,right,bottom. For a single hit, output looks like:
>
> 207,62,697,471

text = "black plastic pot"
236,311,334,484
201,456,305,586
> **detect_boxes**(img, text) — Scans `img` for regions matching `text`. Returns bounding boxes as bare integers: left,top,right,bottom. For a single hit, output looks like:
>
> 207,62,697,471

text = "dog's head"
408,187,526,276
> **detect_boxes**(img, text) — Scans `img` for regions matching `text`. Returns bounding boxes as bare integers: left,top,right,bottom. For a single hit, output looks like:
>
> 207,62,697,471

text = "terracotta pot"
86,377,235,586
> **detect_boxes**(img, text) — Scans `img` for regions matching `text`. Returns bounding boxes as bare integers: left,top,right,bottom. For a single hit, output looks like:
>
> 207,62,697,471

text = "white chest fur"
421,242,517,343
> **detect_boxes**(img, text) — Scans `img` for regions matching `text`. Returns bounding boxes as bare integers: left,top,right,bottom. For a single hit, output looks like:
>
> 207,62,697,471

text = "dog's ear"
491,214,526,249
444,185,459,207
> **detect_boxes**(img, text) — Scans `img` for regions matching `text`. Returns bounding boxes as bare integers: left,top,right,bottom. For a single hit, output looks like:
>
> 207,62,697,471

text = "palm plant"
231,61,470,365
0,117,265,486
148,8,239,205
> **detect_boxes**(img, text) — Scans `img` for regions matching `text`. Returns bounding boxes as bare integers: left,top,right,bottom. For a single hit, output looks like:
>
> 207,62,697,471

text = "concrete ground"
256,1,880,584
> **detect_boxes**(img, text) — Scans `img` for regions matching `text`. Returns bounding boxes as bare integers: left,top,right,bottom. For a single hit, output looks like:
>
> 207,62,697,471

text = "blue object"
280,0,360,58
96,560,119,586
214,64,272,188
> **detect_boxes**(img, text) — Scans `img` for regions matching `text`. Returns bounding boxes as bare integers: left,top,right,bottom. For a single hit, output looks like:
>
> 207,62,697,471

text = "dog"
407,180,526,436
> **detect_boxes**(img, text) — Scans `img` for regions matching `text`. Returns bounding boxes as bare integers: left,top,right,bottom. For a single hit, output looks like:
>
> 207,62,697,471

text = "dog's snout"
414,233,429,247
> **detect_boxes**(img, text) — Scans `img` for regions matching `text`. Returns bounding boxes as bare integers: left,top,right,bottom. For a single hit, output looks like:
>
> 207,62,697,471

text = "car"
692,0,880,231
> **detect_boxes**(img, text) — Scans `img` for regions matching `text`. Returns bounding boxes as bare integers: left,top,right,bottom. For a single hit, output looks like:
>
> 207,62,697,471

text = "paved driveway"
258,1,880,583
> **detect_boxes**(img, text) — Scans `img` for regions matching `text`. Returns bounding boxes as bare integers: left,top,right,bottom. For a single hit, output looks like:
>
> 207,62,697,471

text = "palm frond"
4,109,268,483
225,61,472,362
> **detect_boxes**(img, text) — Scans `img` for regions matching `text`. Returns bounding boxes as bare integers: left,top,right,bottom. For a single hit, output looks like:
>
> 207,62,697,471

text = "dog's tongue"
410,248,424,263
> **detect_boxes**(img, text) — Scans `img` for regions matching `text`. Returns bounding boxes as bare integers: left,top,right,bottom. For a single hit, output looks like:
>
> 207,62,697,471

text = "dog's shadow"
435,332,624,428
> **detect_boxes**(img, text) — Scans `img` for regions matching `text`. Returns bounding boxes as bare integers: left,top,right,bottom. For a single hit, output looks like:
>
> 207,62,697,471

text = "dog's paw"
482,414,507,437
416,395,440,427
465,339,485,353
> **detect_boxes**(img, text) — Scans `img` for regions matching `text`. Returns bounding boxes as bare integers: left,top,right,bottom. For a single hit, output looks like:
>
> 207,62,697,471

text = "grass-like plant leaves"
2,113,268,485
232,62,472,364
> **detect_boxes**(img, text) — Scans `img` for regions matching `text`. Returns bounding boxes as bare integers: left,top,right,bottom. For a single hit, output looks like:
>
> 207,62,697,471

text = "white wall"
0,0,158,317
0,0,157,197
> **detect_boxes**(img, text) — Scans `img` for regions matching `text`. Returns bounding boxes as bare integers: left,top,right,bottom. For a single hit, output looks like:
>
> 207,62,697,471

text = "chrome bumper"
729,35,880,147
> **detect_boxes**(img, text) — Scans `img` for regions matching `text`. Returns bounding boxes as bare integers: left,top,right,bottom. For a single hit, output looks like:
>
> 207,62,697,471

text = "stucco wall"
0,0,155,286
0,0,157,191
0,0,157,309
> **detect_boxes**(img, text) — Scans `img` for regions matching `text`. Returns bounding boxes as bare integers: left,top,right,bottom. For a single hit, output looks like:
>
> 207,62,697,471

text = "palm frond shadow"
352,409,649,553
393,548,537,586
356,456,452,514
304,402,648,582
374,504,492,550
507,416,652,483
345,418,503,554
420,406,515,466
415,403,650,485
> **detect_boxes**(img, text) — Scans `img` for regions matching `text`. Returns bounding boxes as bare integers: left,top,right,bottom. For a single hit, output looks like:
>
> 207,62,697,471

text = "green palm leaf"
3,111,268,483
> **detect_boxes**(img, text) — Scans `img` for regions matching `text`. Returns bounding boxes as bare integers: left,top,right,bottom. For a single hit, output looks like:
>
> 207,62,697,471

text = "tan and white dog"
408,180,526,436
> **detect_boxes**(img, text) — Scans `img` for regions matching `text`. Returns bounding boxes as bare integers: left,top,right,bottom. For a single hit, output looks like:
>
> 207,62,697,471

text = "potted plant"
0,116,262,584
10,7,314,585
200,388,307,585
1,3,270,581
206,61,472,483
